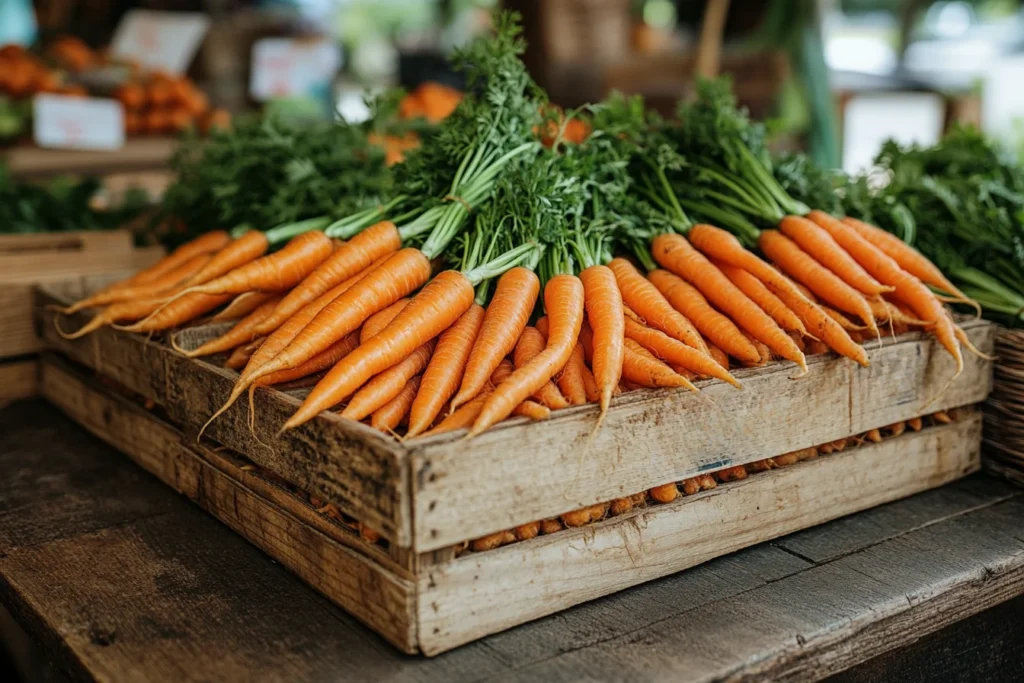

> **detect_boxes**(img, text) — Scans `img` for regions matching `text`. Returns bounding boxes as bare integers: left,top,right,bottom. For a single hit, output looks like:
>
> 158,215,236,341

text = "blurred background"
3,0,1024,181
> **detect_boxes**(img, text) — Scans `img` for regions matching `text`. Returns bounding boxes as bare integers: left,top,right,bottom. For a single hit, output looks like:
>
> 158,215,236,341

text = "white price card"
110,10,210,76
250,38,341,102
33,94,124,151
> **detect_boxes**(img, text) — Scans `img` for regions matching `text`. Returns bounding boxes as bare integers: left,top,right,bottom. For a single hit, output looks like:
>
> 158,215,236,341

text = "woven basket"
983,327,1024,485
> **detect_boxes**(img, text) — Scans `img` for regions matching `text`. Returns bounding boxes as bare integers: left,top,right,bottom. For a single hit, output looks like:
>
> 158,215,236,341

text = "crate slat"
0,359,38,404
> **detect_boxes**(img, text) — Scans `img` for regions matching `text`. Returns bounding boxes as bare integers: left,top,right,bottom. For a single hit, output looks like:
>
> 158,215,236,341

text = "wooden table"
2,399,1024,682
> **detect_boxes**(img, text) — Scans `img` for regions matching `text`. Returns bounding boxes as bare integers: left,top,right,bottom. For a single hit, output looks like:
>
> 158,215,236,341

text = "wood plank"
37,286,413,547
39,356,420,653
0,245,164,286
491,497,1024,682
0,360,38,404
0,231,133,253
411,321,993,551
416,416,982,655
776,474,1020,563
5,137,179,177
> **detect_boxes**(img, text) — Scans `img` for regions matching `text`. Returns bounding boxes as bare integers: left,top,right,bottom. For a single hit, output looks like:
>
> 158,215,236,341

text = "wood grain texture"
411,320,994,551
1,401,1022,681
0,359,38,404
5,137,179,178
36,284,412,546
39,355,419,653
416,415,982,654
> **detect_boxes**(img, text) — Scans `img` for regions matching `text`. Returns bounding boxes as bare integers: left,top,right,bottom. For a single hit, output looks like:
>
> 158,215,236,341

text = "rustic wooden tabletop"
2,398,1023,683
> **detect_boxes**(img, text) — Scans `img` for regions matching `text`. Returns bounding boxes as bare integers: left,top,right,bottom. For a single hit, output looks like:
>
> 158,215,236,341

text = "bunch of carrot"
51,14,983,440
116,72,229,137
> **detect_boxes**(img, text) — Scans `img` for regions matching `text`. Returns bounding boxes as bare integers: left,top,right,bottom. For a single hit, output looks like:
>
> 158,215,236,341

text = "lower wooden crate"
0,359,38,404
40,353,983,655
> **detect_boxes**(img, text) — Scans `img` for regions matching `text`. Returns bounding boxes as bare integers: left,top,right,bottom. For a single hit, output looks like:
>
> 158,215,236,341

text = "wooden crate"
0,231,163,403
36,280,993,654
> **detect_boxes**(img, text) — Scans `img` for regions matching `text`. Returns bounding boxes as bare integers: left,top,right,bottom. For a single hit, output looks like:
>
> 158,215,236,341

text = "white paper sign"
110,10,210,75
842,93,944,175
249,38,341,102
33,94,124,150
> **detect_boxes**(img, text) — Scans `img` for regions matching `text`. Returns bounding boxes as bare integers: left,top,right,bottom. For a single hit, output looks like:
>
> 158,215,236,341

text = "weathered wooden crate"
0,232,163,403
36,279,994,654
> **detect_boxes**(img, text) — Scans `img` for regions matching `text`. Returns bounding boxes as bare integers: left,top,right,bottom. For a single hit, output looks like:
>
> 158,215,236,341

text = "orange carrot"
767,283,869,366
179,231,333,297
371,376,421,433
115,292,233,333
253,331,361,388
843,216,978,311
212,292,277,322
714,260,807,335
253,221,403,337
281,267,471,432
58,252,212,314
514,327,570,410
808,211,961,374
249,248,432,390
608,258,707,353
472,275,584,435
580,361,600,403
707,342,729,370
557,343,588,406
623,313,741,388
407,304,486,437
759,230,879,335
56,296,171,340
341,341,436,421
672,228,808,370
623,338,697,390
779,216,892,296
176,295,282,357
422,392,490,436
646,268,760,364
225,337,264,370
180,230,270,288
580,264,625,415
360,298,410,343
821,305,867,332
451,267,539,410
117,230,231,289
489,359,554,421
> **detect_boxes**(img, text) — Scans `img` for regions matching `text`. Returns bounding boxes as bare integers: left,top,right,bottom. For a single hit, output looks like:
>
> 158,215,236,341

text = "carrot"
580,362,600,403
115,293,232,333
557,343,588,406
175,295,282,357
714,261,808,335
253,221,403,337
371,376,421,433
248,248,432,391
623,313,741,388
779,216,892,296
56,296,171,340
213,292,277,322
118,230,231,290
759,230,879,335
341,341,436,421
178,231,333,297
580,264,625,416
489,360,553,421
649,483,678,504
407,304,486,437
608,258,707,353
766,283,870,366
623,338,698,391
253,331,361,388
908,416,923,432
646,268,759,364
280,267,470,432
514,327,570,410
843,216,979,312
225,337,265,370
471,275,584,435
808,211,962,374
360,299,410,343
707,342,729,370
57,252,212,314
180,230,270,288
821,305,867,332
422,391,490,436
451,267,539,410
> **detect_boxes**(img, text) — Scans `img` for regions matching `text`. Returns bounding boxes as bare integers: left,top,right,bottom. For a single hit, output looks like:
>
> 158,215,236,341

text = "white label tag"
249,38,340,101
110,10,210,75
33,95,125,150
